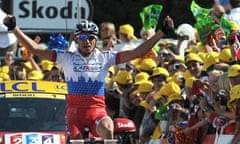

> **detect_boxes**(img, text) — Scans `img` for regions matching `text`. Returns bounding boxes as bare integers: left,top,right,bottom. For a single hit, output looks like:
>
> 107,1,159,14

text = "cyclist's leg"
96,116,114,139
66,107,84,139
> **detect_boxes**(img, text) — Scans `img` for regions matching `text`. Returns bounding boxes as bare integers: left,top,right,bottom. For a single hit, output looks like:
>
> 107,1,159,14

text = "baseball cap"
185,76,196,88
134,72,150,85
114,70,133,85
136,58,157,72
228,84,240,106
119,24,137,40
185,53,203,64
228,64,240,77
167,93,183,104
150,67,169,78
108,66,115,75
154,81,181,100
40,59,54,72
219,48,232,63
203,52,219,70
134,80,154,94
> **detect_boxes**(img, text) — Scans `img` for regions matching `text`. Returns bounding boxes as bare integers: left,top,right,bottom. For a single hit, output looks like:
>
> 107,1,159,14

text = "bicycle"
69,118,137,144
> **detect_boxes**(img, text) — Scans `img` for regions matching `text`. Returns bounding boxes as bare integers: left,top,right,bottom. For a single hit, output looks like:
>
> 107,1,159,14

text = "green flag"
220,16,240,36
154,104,168,121
195,16,220,44
190,0,211,22
140,4,163,30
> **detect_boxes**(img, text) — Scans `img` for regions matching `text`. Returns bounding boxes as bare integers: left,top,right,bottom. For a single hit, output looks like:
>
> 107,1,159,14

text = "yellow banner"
0,80,68,94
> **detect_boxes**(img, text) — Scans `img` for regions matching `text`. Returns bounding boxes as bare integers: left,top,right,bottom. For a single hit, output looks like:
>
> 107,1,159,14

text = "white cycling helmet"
74,20,99,35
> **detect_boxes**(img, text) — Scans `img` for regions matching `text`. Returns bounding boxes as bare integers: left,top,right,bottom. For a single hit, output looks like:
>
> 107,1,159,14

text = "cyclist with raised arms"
3,15,174,140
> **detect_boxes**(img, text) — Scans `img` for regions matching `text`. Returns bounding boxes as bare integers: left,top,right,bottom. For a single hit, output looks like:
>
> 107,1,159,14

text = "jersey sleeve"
54,50,72,67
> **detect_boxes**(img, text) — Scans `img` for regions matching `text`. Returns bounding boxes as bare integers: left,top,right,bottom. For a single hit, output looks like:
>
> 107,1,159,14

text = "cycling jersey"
54,48,119,138
55,48,118,107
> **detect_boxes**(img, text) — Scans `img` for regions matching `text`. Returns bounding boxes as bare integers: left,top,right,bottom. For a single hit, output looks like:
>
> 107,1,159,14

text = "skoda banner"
12,0,93,32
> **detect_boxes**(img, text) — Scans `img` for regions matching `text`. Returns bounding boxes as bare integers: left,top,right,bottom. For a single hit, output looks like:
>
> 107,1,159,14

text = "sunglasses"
78,34,97,41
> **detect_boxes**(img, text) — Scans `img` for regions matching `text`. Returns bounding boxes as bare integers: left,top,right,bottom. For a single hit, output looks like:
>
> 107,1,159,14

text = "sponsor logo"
117,122,135,128
73,64,102,72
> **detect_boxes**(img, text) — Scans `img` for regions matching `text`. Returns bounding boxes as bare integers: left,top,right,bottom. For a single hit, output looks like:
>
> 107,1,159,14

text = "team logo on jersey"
73,63,102,72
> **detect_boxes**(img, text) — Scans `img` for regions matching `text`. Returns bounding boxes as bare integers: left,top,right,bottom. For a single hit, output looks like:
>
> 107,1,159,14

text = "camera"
215,89,227,103
173,63,180,70
176,75,184,82
107,88,120,95
217,89,225,97
168,103,176,110
192,92,205,105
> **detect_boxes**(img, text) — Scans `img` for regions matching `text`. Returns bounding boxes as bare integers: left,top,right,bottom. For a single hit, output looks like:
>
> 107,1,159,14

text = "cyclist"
3,15,174,140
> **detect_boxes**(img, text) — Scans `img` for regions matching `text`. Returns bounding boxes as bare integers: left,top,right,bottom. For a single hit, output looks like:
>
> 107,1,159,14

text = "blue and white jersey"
55,48,118,108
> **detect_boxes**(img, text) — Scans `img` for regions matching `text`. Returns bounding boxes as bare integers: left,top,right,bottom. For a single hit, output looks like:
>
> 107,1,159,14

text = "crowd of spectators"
102,1,240,144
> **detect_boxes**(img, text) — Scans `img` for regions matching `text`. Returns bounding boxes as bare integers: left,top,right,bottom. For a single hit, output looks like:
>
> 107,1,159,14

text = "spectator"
228,64,240,86
149,67,169,92
216,0,231,13
210,4,226,25
49,65,65,82
114,24,139,70
135,80,155,143
227,0,240,25
99,22,118,50
113,70,134,117
133,71,150,91
114,24,138,52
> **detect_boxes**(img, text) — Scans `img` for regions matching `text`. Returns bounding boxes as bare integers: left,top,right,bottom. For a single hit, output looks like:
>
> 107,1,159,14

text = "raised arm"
117,16,174,63
4,15,54,60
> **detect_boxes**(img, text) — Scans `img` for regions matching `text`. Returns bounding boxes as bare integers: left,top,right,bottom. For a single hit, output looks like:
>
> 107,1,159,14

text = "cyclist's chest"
63,56,108,81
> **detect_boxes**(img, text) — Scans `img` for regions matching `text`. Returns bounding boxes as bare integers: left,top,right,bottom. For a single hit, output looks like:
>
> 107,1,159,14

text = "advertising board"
12,0,93,32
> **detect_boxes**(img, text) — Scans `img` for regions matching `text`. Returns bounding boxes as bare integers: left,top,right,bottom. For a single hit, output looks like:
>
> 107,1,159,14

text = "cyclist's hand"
3,15,16,31
161,16,174,34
